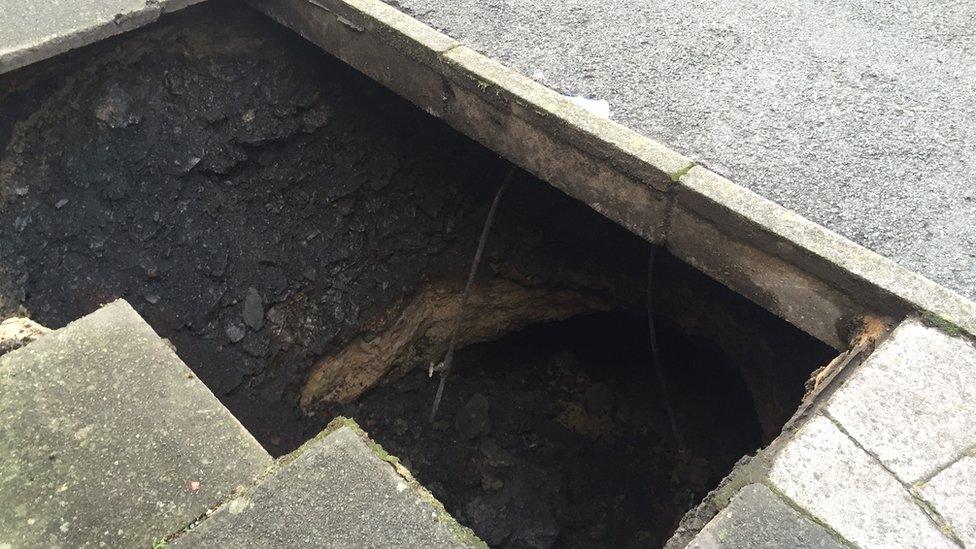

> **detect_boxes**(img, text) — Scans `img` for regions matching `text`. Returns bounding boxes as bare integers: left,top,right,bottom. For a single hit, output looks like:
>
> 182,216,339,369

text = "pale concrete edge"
89,299,271,462
0,298,273,544
167,417,486,547
439,45,693,191
241,0,976,345
0,0,207,75
676,167,976,340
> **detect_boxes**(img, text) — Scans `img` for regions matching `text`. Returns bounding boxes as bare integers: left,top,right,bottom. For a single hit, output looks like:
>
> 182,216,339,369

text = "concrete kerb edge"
305,0,458,62
10,0,973,343
439,45,693,192
244,0,976,346
676,167,976,339
0,0,207,75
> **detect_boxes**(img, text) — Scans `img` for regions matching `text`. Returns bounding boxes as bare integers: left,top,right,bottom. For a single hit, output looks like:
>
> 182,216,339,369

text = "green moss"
367,439,399,465
278,416,363,468
283,416,401,466
331,418,486,547
668,162,695,183
274,417,486,547
921,312,964,337
408,474,487,548
151,538,168,549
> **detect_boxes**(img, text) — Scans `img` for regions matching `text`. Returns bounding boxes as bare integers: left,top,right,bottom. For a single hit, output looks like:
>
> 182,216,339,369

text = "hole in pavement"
0,2,836,546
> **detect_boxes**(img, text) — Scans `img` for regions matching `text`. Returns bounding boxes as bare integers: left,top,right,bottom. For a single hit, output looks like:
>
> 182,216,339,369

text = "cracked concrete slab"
675,315,976,549
919,455,976,547
688,483,846,549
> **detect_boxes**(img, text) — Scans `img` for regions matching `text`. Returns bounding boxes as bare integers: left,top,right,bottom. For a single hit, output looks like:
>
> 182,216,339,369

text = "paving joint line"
822,411,965,547
914,441,976,487
759,480,858,549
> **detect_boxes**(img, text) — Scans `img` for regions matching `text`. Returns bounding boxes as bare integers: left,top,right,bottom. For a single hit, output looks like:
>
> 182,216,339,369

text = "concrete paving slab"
919,455,976,547
0,0,203,73
687,483,846,549
825,317,976,483
382,0,976,302
0,300,271,548
768,415,955,549
175,423,483,548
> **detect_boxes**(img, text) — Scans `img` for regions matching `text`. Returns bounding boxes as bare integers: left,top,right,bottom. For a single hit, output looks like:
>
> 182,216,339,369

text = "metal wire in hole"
429,167,516,422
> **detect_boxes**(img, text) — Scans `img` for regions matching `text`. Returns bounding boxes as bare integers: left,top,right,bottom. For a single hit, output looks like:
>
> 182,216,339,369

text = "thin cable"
429,167,515,422
647,246,683,448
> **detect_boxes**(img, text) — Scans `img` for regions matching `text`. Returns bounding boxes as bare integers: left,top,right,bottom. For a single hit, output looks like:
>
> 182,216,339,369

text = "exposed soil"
333,310,762,548
0,2,510,451
0,5,665,456
0,2,838,546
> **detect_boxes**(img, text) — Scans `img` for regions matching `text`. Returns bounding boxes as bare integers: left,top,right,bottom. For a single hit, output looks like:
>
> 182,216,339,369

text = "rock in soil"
243,288,265,331
454,392,492,440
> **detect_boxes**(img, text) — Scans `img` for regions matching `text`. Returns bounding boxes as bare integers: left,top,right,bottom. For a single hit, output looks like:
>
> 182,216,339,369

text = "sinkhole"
0,2,838,547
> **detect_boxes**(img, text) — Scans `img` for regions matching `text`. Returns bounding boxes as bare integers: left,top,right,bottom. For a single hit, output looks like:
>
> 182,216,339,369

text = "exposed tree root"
300,277,622,410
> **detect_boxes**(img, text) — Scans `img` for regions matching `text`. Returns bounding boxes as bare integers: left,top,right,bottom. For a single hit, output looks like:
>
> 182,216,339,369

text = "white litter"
564,95,611,118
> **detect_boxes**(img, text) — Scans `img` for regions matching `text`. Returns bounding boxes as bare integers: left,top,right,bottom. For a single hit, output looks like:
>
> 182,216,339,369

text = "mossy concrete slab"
175,423,483,548
688,484,846,549
0,299,271,548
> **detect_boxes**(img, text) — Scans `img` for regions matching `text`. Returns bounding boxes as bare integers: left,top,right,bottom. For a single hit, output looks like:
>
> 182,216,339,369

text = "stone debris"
583,382,614,416
454,393,491,441
243,288,264,331
225,321,246,344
